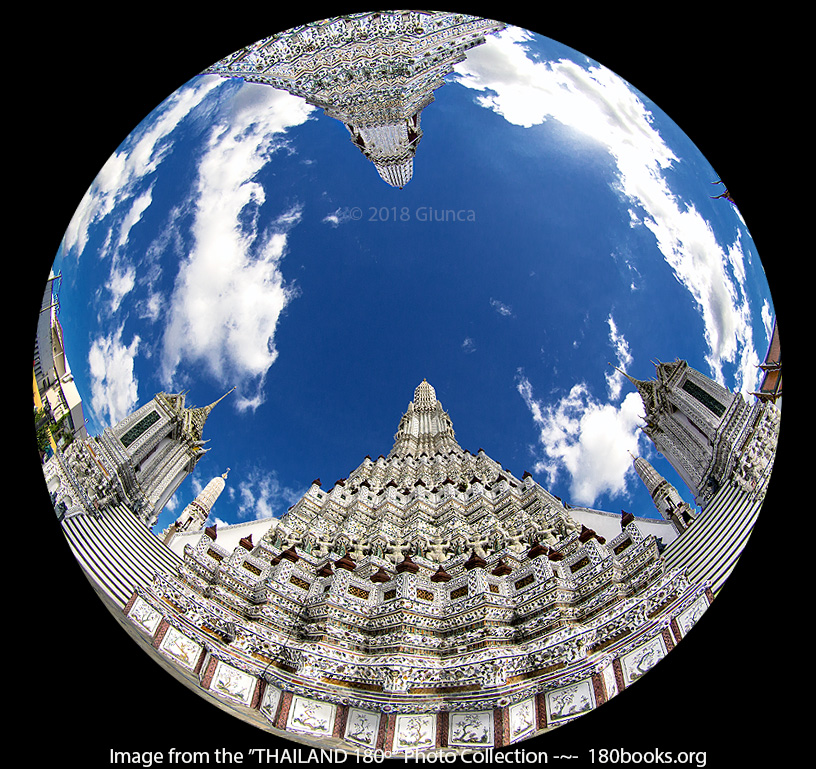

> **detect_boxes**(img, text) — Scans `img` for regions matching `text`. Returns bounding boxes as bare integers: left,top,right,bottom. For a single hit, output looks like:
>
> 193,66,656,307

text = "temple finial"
608,361,641,388
185,387,235,443
209,386,236,409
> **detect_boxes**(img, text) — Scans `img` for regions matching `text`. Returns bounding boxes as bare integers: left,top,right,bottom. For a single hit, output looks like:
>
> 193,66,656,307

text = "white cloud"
462,337,476,354
455,28,759,394
140,291,162,323
643,193,759,392
138,207,184,323
61,76,226,336
104,262,137,316
454,27,676,163
516,372,644,507
160,85,315,410
99,186,156,315
190,476,204,497
761,299,773,343
322,207,357,227
490,297,513,316
604,315,633,400
236,467,305,521
62,76,225,259
115,185,155,251
87,324,141,428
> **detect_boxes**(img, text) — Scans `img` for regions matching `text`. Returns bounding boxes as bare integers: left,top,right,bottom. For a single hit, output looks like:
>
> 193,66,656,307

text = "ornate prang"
127,379,711,750
202,12,505,187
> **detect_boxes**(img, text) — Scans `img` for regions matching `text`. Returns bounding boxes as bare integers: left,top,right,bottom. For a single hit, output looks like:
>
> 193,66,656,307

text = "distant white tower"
632,454,696,534
163,469,229,543
202,11,505,187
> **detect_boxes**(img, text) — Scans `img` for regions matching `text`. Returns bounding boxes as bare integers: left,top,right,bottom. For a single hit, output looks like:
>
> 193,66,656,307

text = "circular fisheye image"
32,9,781,762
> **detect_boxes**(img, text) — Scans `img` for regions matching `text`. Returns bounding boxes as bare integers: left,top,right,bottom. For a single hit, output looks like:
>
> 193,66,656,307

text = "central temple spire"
389,379,460,458
413,379,438,411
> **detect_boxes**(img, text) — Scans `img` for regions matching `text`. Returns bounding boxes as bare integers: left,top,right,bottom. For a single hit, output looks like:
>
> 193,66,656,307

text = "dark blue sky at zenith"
46,24,776,537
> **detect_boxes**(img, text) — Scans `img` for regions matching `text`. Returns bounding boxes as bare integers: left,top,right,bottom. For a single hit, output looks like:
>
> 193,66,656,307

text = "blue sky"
46,23,776,535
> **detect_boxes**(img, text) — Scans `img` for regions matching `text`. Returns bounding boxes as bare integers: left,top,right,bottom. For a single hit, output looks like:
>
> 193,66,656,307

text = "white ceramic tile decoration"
621,635,667,686
344,708,381,749
158,625,202,671
448,710,494,747
508,698,536,743
393,714,436,752
287,695,337,737
677,594,709,637
127,596,162,635
260,685,281,723
546,679,595,724
210,660,254,705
